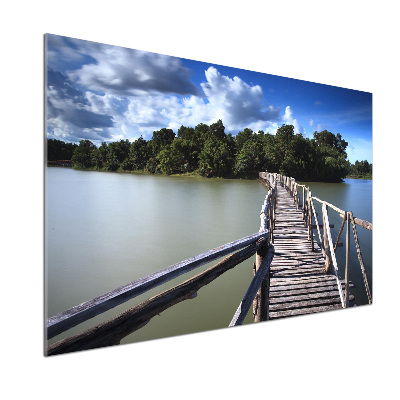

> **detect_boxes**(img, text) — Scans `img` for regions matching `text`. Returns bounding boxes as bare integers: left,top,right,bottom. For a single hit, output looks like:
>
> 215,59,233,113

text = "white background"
2,1,398,398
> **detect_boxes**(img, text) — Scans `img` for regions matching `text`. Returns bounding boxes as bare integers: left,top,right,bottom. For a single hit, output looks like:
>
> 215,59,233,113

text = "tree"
234,135,266,177
47,139,78,161
209,119,226,140
275,124,295,153
92,142,108,169
177,125,203,170
235,128,254,153
158,140,186,175
104,139,130,171
177,125,195,141
129,136,150,170
349,160,372,177
150,128,175,155
199,137,234,178
72,140,96,169
313,130,348,156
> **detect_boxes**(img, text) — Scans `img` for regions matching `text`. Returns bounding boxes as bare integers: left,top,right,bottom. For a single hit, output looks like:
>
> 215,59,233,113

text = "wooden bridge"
46,171,372,355
47,160,73,167
266,175,353,318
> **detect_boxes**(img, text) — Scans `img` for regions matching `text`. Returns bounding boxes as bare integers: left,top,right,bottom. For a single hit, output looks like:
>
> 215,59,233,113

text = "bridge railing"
268,171,372,308
47,229,275,355
47,160,73,167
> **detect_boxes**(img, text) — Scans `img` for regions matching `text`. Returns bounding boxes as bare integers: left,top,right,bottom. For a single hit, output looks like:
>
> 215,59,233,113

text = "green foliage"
58,120,355,182
150,128,175,155
72,140,96,169
107,139,130,171
91,142,108,169
130,136,150,171
235,128,254,152
158,141,186,175
348,160,372,178
313,130,348,156
47,139,78,161
209,119,226,140
199,137,234,178
234,135,265,177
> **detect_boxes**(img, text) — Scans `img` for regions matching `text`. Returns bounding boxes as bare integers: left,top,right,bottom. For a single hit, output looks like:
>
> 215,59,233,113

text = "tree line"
47,120,371,182
347,159,372,179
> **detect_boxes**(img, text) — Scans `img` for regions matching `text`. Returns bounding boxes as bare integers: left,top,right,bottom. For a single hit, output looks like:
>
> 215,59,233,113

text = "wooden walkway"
268,183,353,319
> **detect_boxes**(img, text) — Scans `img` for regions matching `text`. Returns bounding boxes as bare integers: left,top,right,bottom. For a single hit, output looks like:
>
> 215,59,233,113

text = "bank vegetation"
47,120,372,182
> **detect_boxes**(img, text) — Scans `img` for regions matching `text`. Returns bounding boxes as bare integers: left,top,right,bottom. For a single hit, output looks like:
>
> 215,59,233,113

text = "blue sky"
46,34,372,164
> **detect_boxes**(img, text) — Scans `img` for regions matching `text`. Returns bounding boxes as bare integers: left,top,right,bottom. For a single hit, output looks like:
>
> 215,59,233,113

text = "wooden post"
344,212,350,307
253,239,269,322
349,212,372,304
309,191,314,251
304,187,310,227
322,202,330,271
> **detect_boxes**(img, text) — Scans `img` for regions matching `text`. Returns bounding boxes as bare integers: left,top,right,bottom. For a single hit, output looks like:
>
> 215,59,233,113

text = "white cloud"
115,66,282,138
282,106,303,134
67,44,199,97
200,67,279,129
48,48,292,142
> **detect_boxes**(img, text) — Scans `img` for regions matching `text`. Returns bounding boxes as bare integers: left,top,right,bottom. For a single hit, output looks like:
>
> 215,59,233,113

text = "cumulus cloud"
46,69,114,142
121,67,281,136
67,44,200,97
200,67,280,129
46,35,299,143
282,106,303,134
46,34,91,72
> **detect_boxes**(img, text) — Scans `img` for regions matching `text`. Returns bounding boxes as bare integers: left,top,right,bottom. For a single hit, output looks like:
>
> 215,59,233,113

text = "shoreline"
47,164,373,182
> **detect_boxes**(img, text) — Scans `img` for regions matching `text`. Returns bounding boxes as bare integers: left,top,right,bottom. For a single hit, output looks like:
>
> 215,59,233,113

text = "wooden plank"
270,279,355,291
46,230,269,340
269,304,342,318
269,295,348,311
47,238,267,355
270,275,337,284
271,276,354,286
270,284,354,298
271,271,326,277
270,291,355,305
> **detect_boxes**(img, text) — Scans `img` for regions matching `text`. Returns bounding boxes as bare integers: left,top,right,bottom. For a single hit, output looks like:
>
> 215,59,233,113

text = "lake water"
46,168,372,347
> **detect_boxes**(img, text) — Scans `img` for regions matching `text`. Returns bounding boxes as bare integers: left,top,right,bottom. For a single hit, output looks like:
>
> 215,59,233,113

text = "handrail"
266,170,372,307
322,202,345,307
349,212,372,304
47,230,269,340
48,236,271,355
229,244,275,326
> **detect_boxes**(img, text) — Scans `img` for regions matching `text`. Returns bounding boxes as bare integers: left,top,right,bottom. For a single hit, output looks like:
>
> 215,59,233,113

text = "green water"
46,169,372,348
45,168,269,346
